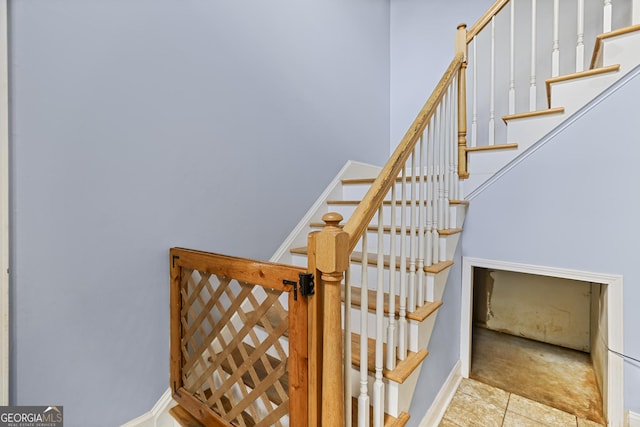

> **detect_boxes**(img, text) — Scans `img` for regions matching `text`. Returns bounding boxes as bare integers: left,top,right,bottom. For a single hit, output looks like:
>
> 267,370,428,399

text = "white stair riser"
347,364,423,418
409,312,439,352
467,148,521,175
426,270,450,302
505,114,565,154
594,31,640,72
549,71,620,113
440,232,460,261
345,305,394,342
451,204,468,229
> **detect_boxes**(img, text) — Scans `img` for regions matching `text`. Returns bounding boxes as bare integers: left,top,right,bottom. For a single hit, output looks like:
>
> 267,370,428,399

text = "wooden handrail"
466,0,511,42
342,53,465,252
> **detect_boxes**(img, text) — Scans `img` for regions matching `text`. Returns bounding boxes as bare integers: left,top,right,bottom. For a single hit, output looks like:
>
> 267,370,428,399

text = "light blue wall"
8,1,390,425
463,68,640,414
390,0,494,149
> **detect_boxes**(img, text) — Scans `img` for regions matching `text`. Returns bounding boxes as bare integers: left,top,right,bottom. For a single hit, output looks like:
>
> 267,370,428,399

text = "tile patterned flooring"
440,378,605,427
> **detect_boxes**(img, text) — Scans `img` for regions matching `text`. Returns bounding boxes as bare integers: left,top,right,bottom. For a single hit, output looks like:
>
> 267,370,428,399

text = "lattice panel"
180,267,290,427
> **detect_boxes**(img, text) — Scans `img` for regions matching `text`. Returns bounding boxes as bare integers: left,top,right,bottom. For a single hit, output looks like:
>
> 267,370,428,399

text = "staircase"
269,18,639,427
158,1,640,426
276,169,469,426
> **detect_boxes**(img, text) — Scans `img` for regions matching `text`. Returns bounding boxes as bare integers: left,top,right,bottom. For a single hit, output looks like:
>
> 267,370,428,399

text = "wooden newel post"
456,23,470,179
316,212,349,426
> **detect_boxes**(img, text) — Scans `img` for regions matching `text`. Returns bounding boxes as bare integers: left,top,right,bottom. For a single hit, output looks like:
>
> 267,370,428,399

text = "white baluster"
358,232,370,427
408,151,417,314
471,38,478,148
437,105,445,233
603,0,612,33
509,0,516,114
432,106,440,266
344,267,352,427
452,77,460,203
443,87,451,231
374,206,385,427
386,184,397,371
530,0,537,111
398,168,408,360
552,0,560,77
417,135,425,306
425,120,434,269
576,0,585,72
489,16,496,145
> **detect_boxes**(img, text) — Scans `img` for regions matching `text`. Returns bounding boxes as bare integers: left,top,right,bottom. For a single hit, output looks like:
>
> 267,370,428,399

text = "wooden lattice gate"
170,248,309,427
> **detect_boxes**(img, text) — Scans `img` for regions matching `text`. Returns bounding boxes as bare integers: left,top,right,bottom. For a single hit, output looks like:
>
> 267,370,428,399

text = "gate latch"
299,273,315,297
283,273,315,301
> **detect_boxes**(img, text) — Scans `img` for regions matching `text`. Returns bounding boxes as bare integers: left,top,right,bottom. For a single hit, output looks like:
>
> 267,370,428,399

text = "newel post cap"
316,213,349,275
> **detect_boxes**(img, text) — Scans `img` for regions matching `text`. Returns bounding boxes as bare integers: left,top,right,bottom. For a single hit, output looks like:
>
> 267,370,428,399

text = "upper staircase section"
462,0,640,196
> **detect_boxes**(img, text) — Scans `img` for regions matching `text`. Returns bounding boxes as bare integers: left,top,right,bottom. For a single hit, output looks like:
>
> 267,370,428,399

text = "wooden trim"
466,0,511,42
306,232,322,427
417,361,462,427
545,64,620,108
590,24,640,70
465,143,518,153
349,333,428,384
502,107,565,123
169,405,206,427
173,390,231,427
171,247,305,291
342,54,464,252
288,262,309,426
0,0,8,406
169,251,183,400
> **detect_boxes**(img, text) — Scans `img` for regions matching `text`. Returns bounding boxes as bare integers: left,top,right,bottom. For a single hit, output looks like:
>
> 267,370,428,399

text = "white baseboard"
121,388,176,427
628,411,640,427
418,360,462,427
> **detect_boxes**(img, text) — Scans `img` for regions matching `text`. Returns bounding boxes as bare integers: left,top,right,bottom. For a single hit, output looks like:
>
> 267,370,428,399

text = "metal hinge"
283,273,315,301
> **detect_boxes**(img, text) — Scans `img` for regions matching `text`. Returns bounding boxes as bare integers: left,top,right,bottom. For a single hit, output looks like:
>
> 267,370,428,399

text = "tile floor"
439,378,605,427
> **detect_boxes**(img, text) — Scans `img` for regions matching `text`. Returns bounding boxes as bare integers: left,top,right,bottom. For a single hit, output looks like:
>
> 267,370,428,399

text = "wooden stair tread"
502,107,565,123
169,405,206,427
291,247,454,274
350,397,411,427
350,333,428,384
342,285,443,322
465,143,518,153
